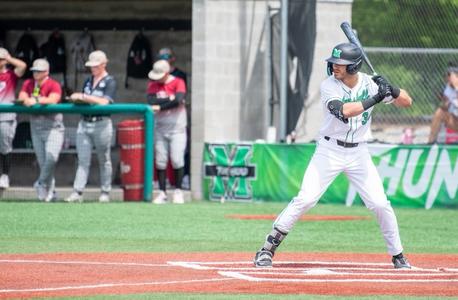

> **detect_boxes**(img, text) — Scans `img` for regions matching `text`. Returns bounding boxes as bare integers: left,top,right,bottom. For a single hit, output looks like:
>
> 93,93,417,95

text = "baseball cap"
30,59,50,72
0,48,9,59
448,67,458,74
148,60,170,80
157,47,174,60
85,50,108,67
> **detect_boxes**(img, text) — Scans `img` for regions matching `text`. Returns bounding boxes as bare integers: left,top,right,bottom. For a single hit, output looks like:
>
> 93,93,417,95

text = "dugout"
0,0,192,189
1,0,355,201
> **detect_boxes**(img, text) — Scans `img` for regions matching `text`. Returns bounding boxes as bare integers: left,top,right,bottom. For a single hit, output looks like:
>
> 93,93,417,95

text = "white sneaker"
65,191,83,203
45,191,57,203
0,174,10,189
34,181,47,201
153,191,167,204
45,179,56,202
172,189,184,204
98,193,110,203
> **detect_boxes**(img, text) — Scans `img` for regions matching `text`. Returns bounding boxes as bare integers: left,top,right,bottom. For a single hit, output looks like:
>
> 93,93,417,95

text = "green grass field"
1,201,458,299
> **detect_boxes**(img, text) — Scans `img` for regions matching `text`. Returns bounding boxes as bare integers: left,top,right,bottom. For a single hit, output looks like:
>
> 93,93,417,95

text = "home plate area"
1,252,458,298
170,260,458,283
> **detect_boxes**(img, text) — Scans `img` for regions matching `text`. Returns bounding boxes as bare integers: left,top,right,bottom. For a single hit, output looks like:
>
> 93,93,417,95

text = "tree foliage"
352,0,458,48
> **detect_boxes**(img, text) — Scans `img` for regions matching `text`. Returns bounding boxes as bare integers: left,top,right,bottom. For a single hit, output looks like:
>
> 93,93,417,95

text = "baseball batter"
0,48,26,189
254,43,413,269
147,59,187,204
18,59,64,202
65,50,116,203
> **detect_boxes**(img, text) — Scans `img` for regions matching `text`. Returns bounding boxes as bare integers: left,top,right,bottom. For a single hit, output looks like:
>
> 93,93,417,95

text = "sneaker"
98,193,110,203
45,190,57,203
33,181,48,201
0,174,10,189
254,249,273,268
45,179,56,202
65,191,83,203
392,254,411,269
172,189,184,204
153,191,167,204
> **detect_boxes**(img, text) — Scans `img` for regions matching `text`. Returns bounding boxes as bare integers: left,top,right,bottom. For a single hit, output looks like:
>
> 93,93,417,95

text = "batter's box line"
218,271,458,283
167,261,451,273
234,270,458,277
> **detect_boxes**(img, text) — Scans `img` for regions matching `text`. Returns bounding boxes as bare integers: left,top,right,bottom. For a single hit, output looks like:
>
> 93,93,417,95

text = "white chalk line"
0,277,235,294
218,271,458,283
236,270,458,277
168,261,454,273
170,260,458,283
0,259,170,268
2,258,458,292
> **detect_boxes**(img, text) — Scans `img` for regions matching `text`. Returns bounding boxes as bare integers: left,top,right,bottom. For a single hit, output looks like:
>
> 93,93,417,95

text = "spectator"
428,64,458,143
18,58,64,202
0,47,26,189
65,50,116,203
147,60,187,204
157,47,190,189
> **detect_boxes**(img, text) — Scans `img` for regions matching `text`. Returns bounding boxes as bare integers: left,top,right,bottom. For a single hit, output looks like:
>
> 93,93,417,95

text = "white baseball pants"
154,129,187,170
274,137,404,256
0,120,17,154
30,121,64,188
73,119,113,193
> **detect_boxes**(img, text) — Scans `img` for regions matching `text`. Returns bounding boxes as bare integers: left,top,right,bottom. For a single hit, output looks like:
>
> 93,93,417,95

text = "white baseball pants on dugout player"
73,119,113,193
0,120,17,154
274,137,404,256
30,121,64,188
154,129,186,170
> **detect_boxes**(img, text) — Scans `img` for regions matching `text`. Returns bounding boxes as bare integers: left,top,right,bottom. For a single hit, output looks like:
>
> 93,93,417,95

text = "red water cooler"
117,119,145,201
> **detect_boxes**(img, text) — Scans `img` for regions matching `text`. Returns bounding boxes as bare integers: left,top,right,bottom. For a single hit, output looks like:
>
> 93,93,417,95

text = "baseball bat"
340,21,377,75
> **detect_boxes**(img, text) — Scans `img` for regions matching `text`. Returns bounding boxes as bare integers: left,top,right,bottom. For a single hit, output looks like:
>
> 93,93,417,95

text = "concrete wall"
191,0,274,199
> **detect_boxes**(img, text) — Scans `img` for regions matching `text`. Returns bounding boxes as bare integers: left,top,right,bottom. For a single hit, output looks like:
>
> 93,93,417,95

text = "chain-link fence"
363,47,458,124
352,0,458,144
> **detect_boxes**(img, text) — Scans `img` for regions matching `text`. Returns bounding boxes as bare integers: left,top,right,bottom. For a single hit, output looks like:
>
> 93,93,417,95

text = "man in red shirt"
0,48,26,189
147,59,187,204
18,59,64,202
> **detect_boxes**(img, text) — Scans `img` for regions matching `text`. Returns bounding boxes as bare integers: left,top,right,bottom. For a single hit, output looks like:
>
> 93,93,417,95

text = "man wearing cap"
428,63,458,143
0,47,26,189
157,47,190,189
147,59,187,204
65,50,116,203
157,47,187,85
18,58,64,202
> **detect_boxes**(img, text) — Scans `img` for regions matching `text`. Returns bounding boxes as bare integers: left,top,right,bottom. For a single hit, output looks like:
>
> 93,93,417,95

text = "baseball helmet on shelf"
326,43,363,75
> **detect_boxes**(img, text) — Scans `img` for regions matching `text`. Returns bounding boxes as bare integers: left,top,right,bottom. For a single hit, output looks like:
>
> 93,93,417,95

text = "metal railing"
0,103,154,201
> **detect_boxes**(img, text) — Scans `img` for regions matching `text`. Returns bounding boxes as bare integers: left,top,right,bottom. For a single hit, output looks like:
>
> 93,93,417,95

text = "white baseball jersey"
319,72,379,143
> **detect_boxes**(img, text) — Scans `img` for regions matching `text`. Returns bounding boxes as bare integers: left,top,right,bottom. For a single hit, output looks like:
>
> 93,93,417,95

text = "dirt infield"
1,252,458,299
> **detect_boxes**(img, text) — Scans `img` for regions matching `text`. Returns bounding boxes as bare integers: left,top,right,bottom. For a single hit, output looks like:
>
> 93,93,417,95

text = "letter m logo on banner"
204,143,256,201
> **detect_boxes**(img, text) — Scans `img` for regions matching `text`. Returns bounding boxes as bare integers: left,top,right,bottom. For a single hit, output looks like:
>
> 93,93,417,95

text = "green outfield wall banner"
203,143,458,208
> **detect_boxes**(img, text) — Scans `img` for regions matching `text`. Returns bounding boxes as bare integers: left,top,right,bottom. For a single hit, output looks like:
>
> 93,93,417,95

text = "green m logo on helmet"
332,48,342,58
204,144,256,201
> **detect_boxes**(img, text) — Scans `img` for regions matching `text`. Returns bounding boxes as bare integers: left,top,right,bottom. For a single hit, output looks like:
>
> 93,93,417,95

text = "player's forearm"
342,102,365,118
392,89,412,108
37,94,61,104
83,93,110,105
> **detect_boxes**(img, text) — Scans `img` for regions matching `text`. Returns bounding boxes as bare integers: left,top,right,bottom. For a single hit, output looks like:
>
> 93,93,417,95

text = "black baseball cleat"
392,253,411,269
254,249,273,267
